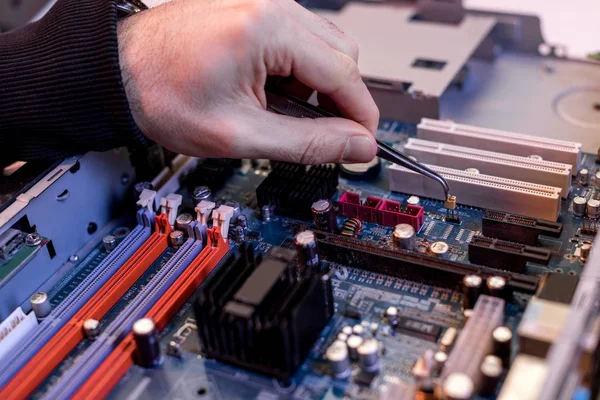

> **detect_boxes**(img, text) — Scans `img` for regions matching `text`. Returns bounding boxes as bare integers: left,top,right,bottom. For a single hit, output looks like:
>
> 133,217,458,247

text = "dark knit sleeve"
0,0,146,164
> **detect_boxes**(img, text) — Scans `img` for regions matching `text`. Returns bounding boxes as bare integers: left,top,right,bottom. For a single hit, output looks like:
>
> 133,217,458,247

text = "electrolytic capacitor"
103,235,117,253
486,276,507,299
341,325,353,336
462,274,482,310
261,205,272,222
132,318,162,368
439,327,457,352
176,213,194,234
346,334,363,360
311,199,338,233
392,224,416,250
587,199,600,219
237,214,248,229
577,169,590,185
573,196,587,216
326,341,351,378
407,196,420,205
442,373,474,400
492,326,513,367
433,351,448,374
352,324,365,336
480,355,503,397
337,333,348,342
169,230,185,247
231,226,245,242
429,241,450,258
83,318,101,340
30,292,51,319
385,306,399,325
581,242,592,261
357,338,379,372
295,230,319,269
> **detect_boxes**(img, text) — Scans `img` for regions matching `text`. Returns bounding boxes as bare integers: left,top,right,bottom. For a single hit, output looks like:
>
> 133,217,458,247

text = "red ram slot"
338,192,381,223
377,199,424,230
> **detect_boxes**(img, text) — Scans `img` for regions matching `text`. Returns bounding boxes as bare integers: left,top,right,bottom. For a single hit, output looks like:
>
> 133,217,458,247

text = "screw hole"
69,161,81,174
197,388,207,396
87,222,98,235
56,189,70,202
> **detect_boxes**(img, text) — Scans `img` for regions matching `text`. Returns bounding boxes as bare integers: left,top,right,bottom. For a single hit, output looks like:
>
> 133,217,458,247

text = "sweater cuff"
0,0,146,162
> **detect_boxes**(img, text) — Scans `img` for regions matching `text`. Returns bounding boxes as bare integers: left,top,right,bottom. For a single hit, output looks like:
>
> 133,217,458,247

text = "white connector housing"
195,200,216,226
388,163,562,221
404,138,572,197
136,189,156,212
0,308,38,361
417,118,582,174
160,193,183,227
212,205,234,239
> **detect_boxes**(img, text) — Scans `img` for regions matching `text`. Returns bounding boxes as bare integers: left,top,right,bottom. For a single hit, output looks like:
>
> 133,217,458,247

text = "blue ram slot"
0,224,152,387
43,238,205,399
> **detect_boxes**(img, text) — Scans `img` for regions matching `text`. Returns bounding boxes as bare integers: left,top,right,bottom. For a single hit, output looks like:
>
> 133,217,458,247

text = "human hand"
118,0,379,164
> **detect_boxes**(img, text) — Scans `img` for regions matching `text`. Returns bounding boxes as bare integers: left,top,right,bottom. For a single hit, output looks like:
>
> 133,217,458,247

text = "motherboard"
1,2,600,399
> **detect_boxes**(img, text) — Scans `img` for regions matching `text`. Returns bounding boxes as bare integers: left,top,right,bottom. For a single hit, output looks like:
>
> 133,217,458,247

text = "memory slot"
72,228,229,400
0,222,150,387
404,138,572,197
417,118,582,173
42,237,204,399
388,164,562,221
0,214,172,400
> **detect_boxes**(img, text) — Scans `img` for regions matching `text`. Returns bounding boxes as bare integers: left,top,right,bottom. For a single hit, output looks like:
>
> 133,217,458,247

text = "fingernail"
342,136,375,163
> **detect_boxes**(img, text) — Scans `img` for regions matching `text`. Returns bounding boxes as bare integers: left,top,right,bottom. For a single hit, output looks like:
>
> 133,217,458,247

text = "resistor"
340,218,362,237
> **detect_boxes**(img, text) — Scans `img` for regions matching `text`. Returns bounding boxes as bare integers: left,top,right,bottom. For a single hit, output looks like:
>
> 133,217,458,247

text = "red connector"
338,191,424,231
338,192,381,223
378,199,424,230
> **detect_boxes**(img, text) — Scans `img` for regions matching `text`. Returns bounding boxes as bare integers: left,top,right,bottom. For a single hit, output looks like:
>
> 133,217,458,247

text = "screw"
192,186,211,202
25,233,42,246
69,254,79,262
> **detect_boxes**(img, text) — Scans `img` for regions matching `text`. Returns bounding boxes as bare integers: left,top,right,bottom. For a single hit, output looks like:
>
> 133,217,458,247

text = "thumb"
236,109,377,164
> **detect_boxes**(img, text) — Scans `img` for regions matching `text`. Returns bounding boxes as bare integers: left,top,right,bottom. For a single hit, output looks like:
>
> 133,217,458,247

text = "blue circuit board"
37,120,597,399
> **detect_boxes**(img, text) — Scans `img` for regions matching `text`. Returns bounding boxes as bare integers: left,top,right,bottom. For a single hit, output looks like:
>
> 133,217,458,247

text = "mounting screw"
69,254,79,263
192,186,212,202
25,233,42,246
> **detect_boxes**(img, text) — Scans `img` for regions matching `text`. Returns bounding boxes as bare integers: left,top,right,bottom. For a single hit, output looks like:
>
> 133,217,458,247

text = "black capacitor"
462,274,483,310
480,355,503,397
492,326,512,367
295,230,319,269
486,276,507,299
311,199,338,233
132,318,162,368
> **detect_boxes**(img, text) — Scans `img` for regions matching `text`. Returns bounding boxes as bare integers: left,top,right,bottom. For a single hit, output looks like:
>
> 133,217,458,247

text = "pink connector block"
338,192,382,223
377,199,424,230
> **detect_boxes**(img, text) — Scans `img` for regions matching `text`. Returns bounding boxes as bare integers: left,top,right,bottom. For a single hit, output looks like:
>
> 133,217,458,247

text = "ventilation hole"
69,161,81,174
87,222,98,235
412,58,447,70
56,189,70,202
197,388,207,396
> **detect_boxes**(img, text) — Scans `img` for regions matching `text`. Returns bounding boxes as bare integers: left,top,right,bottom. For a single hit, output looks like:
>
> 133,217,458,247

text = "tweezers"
265,88,451,200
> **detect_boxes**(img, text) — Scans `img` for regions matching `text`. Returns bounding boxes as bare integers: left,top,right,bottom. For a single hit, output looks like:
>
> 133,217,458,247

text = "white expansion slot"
388,163,562,221
417,118,582,174
0,307,38,361
404,138,572,197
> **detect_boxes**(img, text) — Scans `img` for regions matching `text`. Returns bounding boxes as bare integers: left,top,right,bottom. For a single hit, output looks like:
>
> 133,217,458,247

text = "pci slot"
41,236,206,399
417,118,582,173
482,210,563,245
404,138,572,197
441,295,505,390
71,228,229,400
388,163,562,221
468,235,551,272
0,220,151,386
314,230,539,293
0,214,172,399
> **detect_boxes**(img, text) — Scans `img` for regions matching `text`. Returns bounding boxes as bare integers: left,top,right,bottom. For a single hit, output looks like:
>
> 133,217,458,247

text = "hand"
118,0,379,164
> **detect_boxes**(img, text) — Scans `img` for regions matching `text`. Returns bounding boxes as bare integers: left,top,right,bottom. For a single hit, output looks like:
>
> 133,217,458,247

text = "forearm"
0,0,145,164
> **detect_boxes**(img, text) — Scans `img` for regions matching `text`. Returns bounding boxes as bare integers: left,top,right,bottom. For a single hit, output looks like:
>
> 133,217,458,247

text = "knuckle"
346,38,359,61
340,55,361,83
298,132,329,164
244,0,275,23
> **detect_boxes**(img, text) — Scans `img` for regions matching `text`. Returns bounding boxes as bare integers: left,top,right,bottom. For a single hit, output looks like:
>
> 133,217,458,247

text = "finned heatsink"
417,118,582,173
404,138,572,197
388,164,562,221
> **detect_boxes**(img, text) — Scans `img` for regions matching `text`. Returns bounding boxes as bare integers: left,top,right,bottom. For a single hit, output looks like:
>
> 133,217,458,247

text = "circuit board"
10,119,593,400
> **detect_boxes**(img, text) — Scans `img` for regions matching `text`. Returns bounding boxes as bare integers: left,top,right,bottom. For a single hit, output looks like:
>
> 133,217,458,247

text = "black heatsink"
256,162,338,218
195,243,334,380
